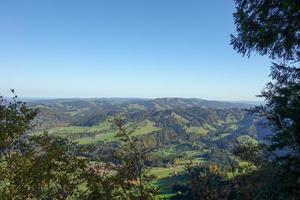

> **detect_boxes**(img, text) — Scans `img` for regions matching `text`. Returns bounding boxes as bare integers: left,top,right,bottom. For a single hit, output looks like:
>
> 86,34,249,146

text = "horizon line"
12,96,264,103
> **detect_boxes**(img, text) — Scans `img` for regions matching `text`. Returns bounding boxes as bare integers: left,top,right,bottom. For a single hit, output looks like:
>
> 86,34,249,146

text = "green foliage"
185,126,209,136
231,0,300,199
0,92,88,199
169,1,300,199
259,64,300,160
1,93,271,199
171,163,231,200
231,0,300,61
80,162,120,199
0,90,37,151
110,116,159,200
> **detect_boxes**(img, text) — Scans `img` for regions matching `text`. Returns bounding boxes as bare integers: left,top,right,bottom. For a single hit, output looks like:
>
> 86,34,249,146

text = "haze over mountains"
27,97,258,109
29,97,269,144
28,97,255,128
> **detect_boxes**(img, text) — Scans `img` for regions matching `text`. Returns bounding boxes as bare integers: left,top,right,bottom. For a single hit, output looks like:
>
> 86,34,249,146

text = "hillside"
28,98,254,127
29,97,268,146
28,98,270,198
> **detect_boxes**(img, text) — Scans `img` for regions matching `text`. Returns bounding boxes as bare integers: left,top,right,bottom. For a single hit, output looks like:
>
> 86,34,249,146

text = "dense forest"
1,0,300,199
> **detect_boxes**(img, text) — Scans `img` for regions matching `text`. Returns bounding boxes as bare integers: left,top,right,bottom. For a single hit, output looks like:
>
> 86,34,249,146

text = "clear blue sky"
0,0,271,101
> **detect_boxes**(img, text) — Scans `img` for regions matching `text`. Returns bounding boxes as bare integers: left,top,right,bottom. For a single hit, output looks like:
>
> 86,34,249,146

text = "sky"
0,0,272,101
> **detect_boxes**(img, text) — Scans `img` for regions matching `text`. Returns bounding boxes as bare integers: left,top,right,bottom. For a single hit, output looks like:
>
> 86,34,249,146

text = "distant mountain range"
26,96,273,185
27,98,254,128
27,97,258,109
28,98,270,145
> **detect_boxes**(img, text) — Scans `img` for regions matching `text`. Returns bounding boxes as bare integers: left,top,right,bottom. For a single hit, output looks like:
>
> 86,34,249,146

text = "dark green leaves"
231,0,300,62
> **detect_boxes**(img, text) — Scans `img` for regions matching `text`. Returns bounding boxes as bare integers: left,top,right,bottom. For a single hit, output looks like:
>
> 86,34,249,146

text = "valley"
28,98,269,198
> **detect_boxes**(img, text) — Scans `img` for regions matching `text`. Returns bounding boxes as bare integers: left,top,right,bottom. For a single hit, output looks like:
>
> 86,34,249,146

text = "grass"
75,131,117,144
34,120,160,144
204,123,217,131
171,112,189,125
132,120,160,136
33,121,111,136
185,123,218,136
212,132,233,141
75,137,96,144
186,126,209,136
236,135,258,144
151,165,186,199
151,156,205,199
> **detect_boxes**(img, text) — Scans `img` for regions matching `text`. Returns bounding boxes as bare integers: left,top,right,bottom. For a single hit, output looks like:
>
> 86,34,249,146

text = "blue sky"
0,0,271,101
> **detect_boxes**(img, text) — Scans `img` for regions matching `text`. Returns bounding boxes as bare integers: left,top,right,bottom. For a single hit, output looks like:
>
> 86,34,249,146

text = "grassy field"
185,126,209,136
131,120,160,136
31,116,239,199
151,165,186,199
33,119,161,144
33,121,111,136
151,155,205,199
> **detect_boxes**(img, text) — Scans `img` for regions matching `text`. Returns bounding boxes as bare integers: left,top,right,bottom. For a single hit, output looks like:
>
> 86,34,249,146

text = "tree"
0,90,37,153
0,92,87,199
81,162,120,200
0,92,159,199
231,0,300,62
0,90,37,198
231,0,300,198
110,116,158,200
171,163,231,200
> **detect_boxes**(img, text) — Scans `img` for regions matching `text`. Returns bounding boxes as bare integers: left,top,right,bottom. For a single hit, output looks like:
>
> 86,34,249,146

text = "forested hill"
27,97,255,111
27,98,269,145
28,97,254,117
26,97,271,198
27,97,255,128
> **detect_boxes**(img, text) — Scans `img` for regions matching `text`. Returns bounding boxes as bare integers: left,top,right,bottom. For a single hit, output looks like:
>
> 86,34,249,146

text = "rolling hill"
28,97,268,147
27,97,270,198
